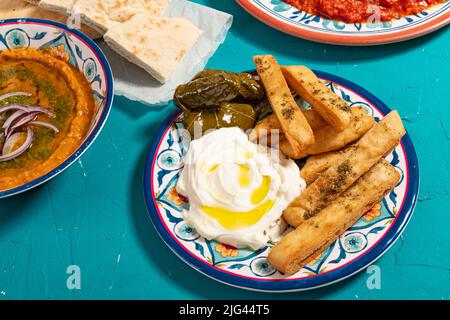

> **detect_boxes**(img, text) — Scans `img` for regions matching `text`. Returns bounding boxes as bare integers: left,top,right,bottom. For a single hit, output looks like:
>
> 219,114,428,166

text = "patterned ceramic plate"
0,19,114,198
143,70,419,292
236,0,450,45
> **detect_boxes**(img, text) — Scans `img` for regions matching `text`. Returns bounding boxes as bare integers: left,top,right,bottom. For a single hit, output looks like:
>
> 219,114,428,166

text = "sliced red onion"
0,104,54,117
4,112,39,140
2,110,27,129
11,112,39,129
0,92,32,103
0,104,31,115
2,131,26,155
29,121,59,134
0,127,33,162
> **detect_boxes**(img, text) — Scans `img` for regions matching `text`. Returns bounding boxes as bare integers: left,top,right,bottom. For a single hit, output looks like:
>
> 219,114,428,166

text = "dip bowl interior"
0,18,114,199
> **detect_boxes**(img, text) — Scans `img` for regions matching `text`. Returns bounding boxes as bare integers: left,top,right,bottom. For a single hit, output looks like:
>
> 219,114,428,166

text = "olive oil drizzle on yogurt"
201,163,274,230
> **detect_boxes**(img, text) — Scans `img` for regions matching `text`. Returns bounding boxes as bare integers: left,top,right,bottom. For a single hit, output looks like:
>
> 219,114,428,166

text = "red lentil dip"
284,0,445,23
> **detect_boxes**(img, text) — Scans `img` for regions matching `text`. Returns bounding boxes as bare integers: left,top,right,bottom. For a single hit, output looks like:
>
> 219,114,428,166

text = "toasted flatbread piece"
72,0,116,33
251,107,375,159
104,14,202,83
254,55,314,155
283,111,405,227
249,113,285,146
1,0,101,39
281,107,375,158
77,0,170,33
39,0,109,33
282,66,352,131
300,150,343,185
300,133,399,185
39,0,170,34
99,0,170,21
302,108,329,130
39,0,74,14
296,107,375,157
249,109,325,146
268,159,400,275
23,0,41,4
249,113,280,141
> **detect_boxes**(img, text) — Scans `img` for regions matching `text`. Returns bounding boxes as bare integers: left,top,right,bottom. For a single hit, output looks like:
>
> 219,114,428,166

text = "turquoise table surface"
0,0,449,300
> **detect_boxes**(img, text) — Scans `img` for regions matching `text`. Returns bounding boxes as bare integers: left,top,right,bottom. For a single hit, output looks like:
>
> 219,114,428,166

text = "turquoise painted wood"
0,0,449,300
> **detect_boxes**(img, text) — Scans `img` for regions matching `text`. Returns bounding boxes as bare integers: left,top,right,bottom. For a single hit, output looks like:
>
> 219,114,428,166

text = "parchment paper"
98,0,233,106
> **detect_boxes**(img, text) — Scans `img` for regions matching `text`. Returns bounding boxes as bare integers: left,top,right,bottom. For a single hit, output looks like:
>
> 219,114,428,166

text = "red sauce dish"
284,0,445,23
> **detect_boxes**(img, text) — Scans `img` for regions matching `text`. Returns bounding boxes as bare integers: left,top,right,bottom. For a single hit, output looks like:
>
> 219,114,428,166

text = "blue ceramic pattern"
145,70,419,291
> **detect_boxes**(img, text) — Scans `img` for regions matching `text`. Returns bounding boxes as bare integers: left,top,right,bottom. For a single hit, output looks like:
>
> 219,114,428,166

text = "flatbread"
0,0,101,39
39,0,74,14
38,0,112,33
300,150,344,185
281,107,375,159
283,111,406,227
268,159,400,275
104,14,202,83
23,0,41,4
101,0,171,20
72,0,116,33
39,0,170,34
250,109,327,146
254,55,315,155
282,66,352,131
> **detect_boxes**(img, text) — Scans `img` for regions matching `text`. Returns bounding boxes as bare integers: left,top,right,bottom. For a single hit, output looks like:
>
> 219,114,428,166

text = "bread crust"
283,111,406,227
282,65,352,131
254,55,314,156
268,160,400,275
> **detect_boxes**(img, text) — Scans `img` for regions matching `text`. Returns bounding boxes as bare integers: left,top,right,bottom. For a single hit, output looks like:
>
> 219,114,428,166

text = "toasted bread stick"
254,55,314,155
300,150,343,185
249,109,327,148
249,112,286,146
250,107,375,159
283,111,406,227
250,108,327,143
281,107,375,159
268,160,400,275
282,66,352,131
300,142,399,185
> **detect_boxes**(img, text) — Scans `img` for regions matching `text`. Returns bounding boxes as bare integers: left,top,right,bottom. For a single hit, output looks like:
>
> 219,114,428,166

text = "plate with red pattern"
236,0,450,45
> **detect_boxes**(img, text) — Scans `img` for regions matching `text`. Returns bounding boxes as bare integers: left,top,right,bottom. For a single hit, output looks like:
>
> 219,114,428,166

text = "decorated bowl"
0,18,114,198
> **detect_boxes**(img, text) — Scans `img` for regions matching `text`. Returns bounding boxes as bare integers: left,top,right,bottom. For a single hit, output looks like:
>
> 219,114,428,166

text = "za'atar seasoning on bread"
283,111,406,227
